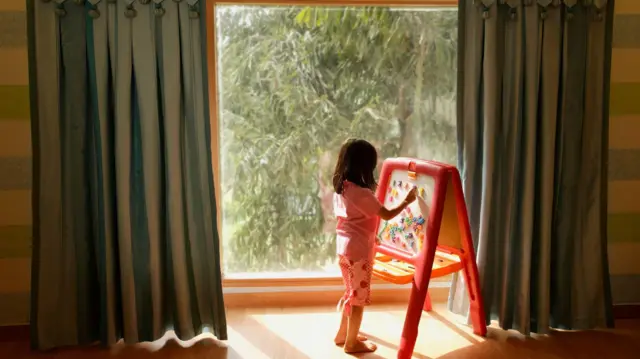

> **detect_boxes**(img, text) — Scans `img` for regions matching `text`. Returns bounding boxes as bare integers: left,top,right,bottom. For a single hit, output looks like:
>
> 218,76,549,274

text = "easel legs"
398,284,429,359
423,291,432,312
461,257,487,337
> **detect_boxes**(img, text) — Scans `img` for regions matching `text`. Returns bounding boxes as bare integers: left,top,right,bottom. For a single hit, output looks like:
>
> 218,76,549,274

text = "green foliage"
216,6,458,273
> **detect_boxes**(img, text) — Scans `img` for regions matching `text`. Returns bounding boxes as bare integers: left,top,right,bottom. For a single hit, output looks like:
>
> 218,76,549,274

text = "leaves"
217,6,458,272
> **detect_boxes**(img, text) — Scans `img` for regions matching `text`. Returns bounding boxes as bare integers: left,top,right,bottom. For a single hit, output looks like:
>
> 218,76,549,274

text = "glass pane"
216,5,458,276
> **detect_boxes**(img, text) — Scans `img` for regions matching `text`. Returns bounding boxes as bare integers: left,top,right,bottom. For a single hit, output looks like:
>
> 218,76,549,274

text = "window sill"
222,273,453,308
223,281,451,308
222,273,453,288
223,273,342,288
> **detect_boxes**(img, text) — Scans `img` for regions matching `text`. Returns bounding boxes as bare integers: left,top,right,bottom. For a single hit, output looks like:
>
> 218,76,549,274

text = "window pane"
216,5,458,276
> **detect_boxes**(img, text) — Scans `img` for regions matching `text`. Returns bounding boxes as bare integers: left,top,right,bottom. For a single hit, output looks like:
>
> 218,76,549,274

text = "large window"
215,5,458,276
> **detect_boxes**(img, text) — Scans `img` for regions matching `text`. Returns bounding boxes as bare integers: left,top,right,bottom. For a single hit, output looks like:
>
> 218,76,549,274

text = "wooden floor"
2,304,640,358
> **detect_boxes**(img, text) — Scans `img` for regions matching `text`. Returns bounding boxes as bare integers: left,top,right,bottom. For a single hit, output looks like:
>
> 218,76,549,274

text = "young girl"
332,138,417,354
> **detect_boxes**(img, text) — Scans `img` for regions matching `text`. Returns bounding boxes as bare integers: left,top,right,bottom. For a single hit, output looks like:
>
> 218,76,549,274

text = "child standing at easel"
331,138,416,354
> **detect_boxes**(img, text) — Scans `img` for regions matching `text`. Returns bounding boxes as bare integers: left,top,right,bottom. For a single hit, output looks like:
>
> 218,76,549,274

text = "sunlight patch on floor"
241,304,483,358
226,326,272,359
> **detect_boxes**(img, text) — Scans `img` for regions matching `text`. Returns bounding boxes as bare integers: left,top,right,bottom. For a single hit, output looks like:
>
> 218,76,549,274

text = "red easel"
372,158,487,359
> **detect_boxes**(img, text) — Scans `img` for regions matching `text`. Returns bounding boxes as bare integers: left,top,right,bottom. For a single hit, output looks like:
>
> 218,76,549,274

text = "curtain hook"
88,8,100,18
155,2,166,17
594,10,604,21
540,9,548,20
188,3,199,19
566,8,574,21
482,8,490,19
125,4,137,18
88,1,101,19
55,7,67,17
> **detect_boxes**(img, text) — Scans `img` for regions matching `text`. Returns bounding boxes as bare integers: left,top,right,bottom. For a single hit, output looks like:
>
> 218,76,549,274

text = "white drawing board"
377,170,435,255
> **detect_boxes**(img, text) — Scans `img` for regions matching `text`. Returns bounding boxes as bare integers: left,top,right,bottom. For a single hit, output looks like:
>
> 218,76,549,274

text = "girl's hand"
404,187,418,205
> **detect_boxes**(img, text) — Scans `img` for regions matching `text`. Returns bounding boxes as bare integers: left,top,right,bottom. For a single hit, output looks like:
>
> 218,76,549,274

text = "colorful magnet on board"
393,180,396,187
419,187,425,197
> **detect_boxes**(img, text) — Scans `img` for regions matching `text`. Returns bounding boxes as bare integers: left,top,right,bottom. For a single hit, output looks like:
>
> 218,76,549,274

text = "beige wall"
1,1,639,325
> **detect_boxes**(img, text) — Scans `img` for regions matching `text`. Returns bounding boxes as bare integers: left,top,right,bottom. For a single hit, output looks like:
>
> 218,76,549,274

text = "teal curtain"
450,0,614,334
27,0,226,349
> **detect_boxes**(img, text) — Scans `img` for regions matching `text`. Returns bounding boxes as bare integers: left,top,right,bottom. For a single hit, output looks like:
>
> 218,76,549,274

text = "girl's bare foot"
334,334,367,346
344,340,377,354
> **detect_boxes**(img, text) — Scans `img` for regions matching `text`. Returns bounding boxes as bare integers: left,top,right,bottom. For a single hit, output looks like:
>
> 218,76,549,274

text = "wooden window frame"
206,0,458,304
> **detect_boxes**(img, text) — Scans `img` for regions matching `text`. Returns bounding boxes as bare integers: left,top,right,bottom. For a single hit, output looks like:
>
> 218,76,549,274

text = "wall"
608,0,640,304
0,1,639,326
0,0,31,325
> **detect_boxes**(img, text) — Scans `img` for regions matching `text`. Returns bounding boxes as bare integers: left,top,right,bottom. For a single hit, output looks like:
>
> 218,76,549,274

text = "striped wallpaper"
607,0,640,305
0,0,31,325
0,1,639,326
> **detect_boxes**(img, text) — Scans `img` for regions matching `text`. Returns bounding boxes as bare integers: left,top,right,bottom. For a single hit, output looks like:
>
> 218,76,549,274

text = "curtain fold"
28,0,227,350
451,0,614,334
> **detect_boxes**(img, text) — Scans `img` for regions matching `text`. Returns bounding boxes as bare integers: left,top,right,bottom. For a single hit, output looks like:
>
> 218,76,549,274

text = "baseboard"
612,304,640,319
0,324,28,343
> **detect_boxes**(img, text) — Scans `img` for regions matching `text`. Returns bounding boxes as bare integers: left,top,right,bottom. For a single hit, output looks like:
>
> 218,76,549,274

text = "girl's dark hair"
332,138,378,194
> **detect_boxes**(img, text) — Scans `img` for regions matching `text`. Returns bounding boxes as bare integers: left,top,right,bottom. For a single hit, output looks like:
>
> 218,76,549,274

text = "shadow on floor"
439,327,640,359
427,311,482,345
360,331,432,359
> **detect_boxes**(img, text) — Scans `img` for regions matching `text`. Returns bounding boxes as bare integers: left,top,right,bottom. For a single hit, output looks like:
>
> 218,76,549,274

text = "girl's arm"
378,187,417,220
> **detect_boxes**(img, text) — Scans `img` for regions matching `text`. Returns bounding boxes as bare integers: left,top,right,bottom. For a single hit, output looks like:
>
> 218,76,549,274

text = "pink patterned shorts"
337,255,373,314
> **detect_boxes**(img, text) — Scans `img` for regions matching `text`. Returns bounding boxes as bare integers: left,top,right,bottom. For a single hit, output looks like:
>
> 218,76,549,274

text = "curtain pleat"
87,0,119,345
31,0,65,349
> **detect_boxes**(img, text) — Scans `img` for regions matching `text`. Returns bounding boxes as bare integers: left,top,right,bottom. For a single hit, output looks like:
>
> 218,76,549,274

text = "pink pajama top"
333,181,383,262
